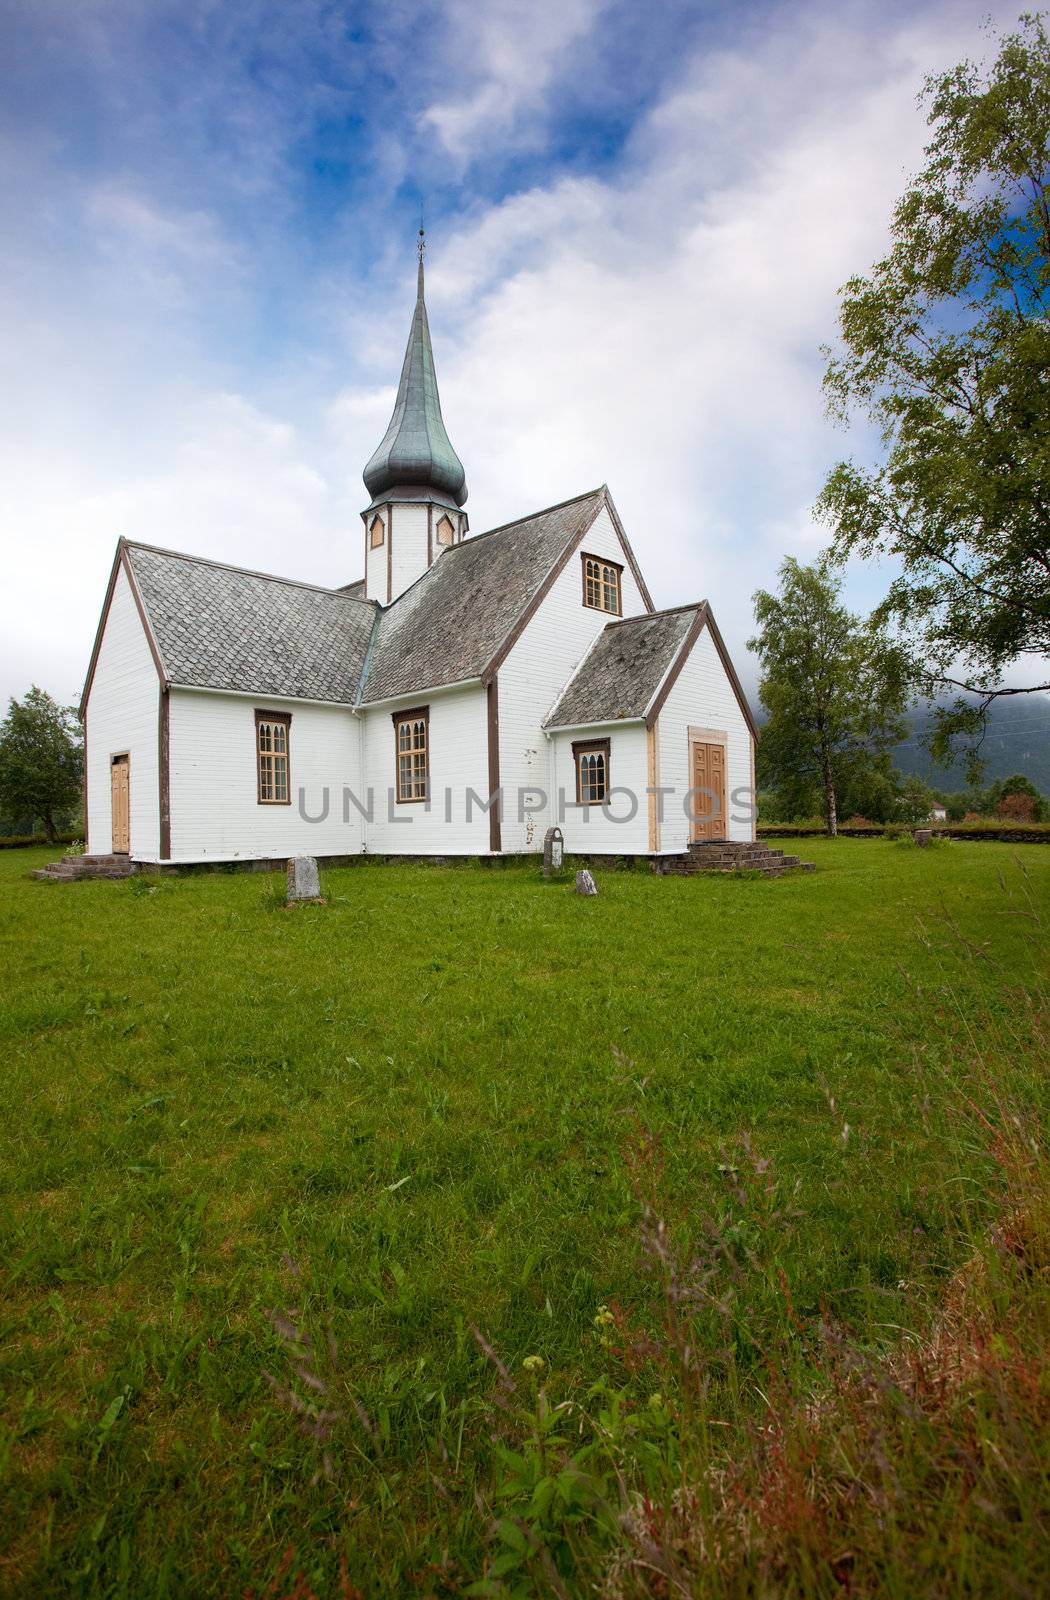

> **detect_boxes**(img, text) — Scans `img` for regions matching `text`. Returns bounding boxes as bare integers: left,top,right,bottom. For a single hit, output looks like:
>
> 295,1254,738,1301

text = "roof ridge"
606,600,706,627
123,539,379,606
456,485,606,549
374,485,609,620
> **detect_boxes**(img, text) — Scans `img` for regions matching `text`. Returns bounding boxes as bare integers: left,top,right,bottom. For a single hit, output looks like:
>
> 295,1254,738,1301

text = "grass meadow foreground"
1,840,1048,1598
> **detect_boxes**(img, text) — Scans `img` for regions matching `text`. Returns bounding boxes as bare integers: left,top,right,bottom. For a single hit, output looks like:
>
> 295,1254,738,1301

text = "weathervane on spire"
417,215,426,296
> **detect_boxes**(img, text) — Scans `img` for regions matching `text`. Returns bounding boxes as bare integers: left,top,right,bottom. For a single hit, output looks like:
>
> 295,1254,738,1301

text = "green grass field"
1,840,1048,1597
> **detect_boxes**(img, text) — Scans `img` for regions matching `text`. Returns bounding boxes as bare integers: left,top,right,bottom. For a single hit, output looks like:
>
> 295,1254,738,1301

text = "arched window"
393,707,429,802
370,514,385,549
255,710,291,804
572,739,610,805
436,514,455,547
581,554,623,615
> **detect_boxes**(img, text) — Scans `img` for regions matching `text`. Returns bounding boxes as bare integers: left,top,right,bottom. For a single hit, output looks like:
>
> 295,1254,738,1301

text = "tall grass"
458,874,1050,1596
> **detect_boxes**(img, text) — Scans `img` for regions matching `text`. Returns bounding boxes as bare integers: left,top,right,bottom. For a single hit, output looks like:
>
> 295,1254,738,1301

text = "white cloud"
0,0,1026,713
419,0,608,162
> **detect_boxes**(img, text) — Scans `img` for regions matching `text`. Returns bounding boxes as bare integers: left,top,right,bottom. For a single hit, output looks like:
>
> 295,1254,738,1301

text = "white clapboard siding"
168,690,364,861
360,684,492,854
365,506,388,603
498,503,650,853
389,502,430,601
84,566,161,860
548,723,650,854
655,626,755,848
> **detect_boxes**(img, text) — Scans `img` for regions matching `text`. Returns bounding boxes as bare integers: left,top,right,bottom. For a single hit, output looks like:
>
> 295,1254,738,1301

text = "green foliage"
0,686,83,843
750,558,910,834
818,15,1050,777
1,845,1048,1595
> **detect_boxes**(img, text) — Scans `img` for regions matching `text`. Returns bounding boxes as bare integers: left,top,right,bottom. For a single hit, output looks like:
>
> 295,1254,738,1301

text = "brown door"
690,740,727,842
111,755,130,854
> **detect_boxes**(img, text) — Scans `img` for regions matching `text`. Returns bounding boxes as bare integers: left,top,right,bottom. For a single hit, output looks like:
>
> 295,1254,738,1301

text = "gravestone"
543,825,564,879
286,855,322,903
575,868,598,896
913,829,932,848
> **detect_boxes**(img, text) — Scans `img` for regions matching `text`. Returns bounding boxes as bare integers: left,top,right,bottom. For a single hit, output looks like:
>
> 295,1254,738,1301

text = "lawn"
1,840,1048,1597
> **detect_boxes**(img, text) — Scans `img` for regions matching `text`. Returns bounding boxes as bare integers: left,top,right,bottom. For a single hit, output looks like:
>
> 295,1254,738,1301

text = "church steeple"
362,231,467,509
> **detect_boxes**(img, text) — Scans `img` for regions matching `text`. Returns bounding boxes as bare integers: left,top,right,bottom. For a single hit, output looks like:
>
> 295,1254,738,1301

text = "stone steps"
656,840,815,878
32,854,137,882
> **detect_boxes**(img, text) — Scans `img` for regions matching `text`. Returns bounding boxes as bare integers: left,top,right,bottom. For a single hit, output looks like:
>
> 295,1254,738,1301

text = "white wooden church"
80,244,758,866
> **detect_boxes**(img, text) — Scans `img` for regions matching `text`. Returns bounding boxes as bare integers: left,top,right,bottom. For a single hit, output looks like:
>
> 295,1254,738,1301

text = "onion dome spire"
363,230,468,508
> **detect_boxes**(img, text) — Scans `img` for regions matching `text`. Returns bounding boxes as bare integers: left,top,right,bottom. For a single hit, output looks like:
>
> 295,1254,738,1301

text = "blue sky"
0,0,1022,709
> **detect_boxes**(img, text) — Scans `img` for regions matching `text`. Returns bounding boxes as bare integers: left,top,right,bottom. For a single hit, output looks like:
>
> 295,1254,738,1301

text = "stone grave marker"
286,855,323,903
575,868,598,896
543,825,564,879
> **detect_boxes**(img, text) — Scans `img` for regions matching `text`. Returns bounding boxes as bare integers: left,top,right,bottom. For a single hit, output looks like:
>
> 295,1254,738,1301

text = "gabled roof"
361,486,634,704
116,542,376,705
545,605,702,728
544,600,760,739
81,485,656,717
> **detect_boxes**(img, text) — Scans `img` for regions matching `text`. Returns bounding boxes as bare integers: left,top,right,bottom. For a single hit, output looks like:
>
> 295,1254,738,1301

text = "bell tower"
362,231,468,603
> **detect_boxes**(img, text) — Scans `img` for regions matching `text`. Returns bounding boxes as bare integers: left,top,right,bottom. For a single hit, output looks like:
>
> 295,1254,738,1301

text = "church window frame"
572,738,610,805
393,706,430,804
436,513,455,547
369,513,385,549
255,710,292,805
581,553,623,616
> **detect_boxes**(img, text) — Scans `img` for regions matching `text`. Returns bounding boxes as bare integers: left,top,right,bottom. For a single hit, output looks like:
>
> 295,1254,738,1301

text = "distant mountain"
748,691,1050,794
892,694,1050,793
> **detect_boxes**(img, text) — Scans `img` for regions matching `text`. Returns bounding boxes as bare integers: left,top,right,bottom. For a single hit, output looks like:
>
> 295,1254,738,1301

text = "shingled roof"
544,606,702,728
360,487,610,704
120,543,377,704
84,486,654,715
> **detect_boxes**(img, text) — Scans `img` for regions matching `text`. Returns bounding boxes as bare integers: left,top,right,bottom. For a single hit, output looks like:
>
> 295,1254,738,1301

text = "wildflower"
648,1393,663,1410
522,1355,545,1373
594,1305,615,1329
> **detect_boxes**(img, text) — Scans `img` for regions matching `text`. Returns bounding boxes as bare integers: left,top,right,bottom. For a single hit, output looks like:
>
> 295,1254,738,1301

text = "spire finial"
417,224,425,298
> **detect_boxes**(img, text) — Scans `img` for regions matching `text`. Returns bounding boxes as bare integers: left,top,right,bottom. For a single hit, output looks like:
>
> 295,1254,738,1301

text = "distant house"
80,246,756,865
930,804,948,822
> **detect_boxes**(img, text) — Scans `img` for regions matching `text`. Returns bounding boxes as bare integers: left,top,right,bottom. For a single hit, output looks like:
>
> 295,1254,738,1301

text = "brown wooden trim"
481,496,606,684
704,606,760,742
392,704,430,803
254,708,292,805
427,503,433,568
363,511,369,586
158,686,171,858
80,545,123,717
487,677,501,852
749,730,757,842
82,715,89,852
646,723,659,852
81,542,168,719
644,606,709,730
642,604,759,742
369,512,386,549
580,550,624,615
120,546,167,685
387,503,393,604
601,487,655,613
572,737,611,805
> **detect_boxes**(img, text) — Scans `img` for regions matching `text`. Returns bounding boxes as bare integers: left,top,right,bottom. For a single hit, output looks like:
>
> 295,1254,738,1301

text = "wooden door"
690,740,727,842
111,755,130,854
